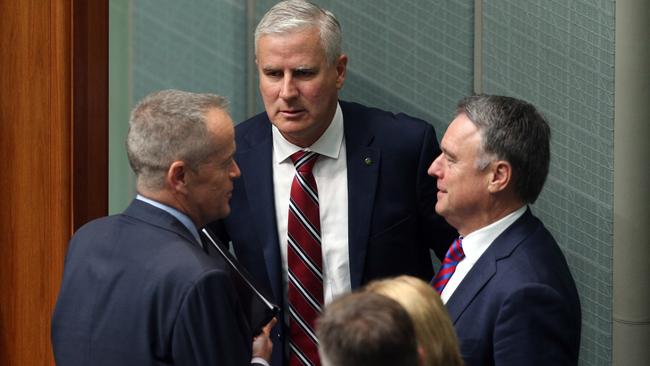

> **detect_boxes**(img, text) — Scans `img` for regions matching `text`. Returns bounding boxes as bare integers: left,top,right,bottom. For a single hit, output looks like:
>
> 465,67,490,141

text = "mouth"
279,109,305,118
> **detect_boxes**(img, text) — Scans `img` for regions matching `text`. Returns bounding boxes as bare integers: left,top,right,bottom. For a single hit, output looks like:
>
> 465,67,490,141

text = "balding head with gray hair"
255,0,342,65
457,94,551,204
126,89,229,191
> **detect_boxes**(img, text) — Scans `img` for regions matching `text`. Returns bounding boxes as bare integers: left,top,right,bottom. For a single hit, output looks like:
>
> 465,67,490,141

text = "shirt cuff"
251,356,270,366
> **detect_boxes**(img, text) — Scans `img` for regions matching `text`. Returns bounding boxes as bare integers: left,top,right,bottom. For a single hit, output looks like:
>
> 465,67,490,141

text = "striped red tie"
431,238,465,294
287,151,322,366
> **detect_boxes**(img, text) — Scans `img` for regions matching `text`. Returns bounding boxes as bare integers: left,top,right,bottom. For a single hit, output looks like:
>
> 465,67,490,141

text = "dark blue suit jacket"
447,209,581,366
213,100,456,365
52,199,255,366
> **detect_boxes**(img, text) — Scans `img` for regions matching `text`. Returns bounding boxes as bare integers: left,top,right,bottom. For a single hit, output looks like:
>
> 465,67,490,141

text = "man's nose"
279,76,298,99
428,154,443,178
230,160,241,179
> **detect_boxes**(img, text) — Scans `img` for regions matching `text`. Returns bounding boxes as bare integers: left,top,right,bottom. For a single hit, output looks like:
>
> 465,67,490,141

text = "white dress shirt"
272,103,351,310
440,205,527,304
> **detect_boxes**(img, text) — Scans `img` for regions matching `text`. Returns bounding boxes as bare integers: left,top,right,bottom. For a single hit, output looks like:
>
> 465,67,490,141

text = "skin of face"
256,27,347,147
184,108,241,227
427,113,493,236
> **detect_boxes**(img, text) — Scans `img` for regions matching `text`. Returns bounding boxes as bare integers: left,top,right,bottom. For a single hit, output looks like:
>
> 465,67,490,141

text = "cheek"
259,80,278,99
216,173,231,189
300,80,327,100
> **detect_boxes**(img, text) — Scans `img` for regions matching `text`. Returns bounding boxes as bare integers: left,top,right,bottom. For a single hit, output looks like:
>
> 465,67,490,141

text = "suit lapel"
445,254,496,323
445,209,536,323
238,122,283,301
342,102,380,288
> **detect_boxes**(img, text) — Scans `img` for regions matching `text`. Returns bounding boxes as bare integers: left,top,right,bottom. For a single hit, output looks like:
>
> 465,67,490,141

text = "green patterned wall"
131,0,249,123
481,1,615,365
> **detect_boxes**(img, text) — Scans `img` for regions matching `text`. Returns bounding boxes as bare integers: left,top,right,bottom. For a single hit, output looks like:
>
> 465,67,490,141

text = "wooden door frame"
73,0,109,229
0,1,107,364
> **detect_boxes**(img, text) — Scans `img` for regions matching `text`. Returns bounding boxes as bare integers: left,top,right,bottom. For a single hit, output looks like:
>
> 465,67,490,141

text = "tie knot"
446,238,465,262
290,150,319,173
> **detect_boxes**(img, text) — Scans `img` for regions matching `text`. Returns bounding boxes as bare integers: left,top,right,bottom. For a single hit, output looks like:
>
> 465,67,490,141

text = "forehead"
441,113,482,152
256,28,325,65
205,109,234,149
205,108,232,131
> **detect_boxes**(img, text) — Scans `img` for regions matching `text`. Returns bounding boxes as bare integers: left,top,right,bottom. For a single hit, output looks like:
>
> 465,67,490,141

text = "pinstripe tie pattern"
288,151,322,366
432,238,465,294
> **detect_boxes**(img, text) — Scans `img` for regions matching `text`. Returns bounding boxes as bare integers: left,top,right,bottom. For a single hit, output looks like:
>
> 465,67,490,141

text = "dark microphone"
202,228,280,335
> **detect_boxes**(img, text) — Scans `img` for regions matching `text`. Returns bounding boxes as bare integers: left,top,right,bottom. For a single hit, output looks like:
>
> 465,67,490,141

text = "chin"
208,209,229,223
278,120,309,132
221,206,231,218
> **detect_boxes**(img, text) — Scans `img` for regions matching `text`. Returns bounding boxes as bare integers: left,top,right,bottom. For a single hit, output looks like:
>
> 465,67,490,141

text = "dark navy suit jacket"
447,209,581,366
213,100,456,365
52,199,256,366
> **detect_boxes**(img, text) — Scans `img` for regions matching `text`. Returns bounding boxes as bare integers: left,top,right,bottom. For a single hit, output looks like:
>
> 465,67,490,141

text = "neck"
458,198,524,237
138,189,202,227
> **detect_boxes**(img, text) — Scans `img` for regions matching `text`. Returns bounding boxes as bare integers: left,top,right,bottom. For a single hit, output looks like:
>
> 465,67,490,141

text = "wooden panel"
73,0,109,229
0,1,71,365
0,0,108,364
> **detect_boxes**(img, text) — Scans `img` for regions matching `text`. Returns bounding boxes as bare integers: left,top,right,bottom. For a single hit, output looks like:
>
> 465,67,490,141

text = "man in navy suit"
428,94,581,365
52,90,274,365
211,1,455,365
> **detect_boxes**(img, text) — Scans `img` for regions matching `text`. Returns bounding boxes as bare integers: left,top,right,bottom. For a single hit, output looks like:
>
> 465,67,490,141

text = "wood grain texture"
0,1,107,364
73,0,109,230
0,2,71,365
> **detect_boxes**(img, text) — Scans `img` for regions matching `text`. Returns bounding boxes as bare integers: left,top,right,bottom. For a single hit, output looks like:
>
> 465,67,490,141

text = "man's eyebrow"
294,65,317,71
440,146,456,159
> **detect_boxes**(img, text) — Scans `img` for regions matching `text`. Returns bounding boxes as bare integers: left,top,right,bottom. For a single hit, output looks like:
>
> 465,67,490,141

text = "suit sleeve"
171,270,253,366
493,284,580,366
416,123,457,259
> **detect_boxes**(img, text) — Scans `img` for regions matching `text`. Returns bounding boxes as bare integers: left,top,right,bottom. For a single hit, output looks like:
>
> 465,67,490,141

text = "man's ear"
167,161,189,194
487,160,511,194
335,54,348,89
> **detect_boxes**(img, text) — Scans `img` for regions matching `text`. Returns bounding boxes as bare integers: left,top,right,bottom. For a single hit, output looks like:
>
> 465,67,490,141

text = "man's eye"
264,71,282,78
294,70,315,78
220,158,234,169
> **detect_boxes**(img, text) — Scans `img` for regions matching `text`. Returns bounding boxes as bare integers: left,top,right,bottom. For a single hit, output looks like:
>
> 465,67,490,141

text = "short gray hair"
255,0,342,64
457,94,551,204
126,89,229,191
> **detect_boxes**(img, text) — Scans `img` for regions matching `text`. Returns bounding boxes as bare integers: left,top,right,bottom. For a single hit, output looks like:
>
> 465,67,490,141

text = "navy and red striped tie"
432,238,465,294
287,150,322,366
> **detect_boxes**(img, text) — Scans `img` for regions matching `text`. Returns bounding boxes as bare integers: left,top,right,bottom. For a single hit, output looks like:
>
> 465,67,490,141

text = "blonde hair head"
365,276,464,366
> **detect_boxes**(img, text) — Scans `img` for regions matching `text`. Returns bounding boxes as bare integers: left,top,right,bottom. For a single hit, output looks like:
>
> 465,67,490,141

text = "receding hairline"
255,25,328,55
254,0,342,64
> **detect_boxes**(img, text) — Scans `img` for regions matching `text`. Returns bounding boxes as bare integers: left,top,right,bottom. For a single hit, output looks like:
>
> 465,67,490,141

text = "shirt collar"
272,102,344,164
461,205,527,261
136,194,201,244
